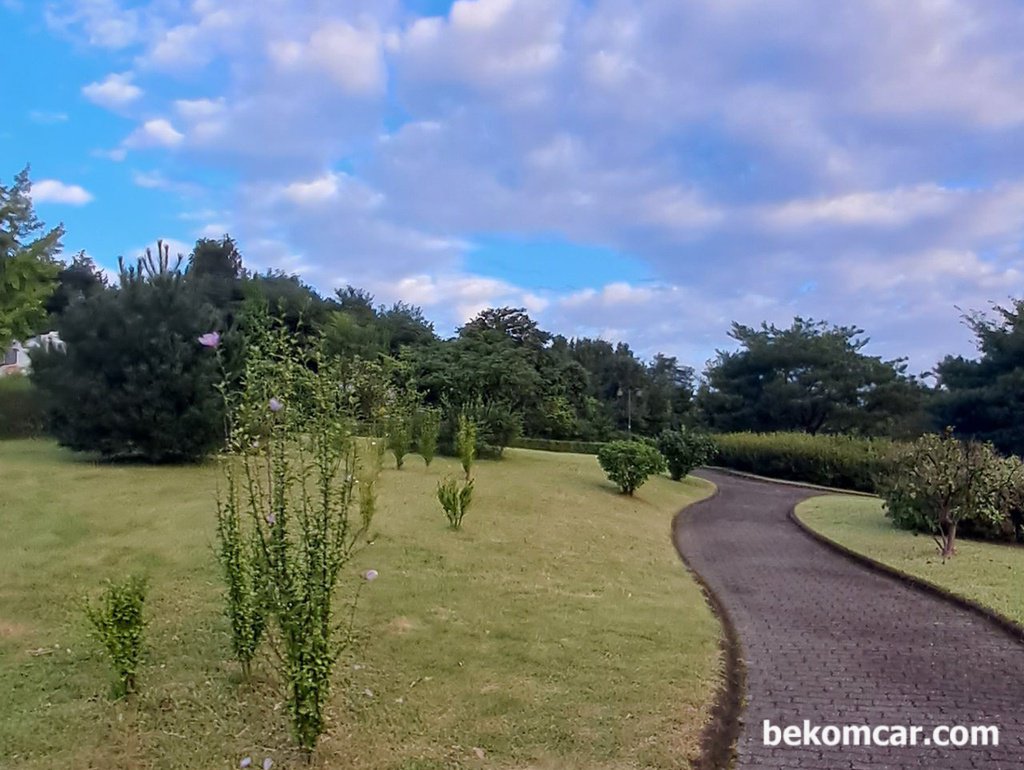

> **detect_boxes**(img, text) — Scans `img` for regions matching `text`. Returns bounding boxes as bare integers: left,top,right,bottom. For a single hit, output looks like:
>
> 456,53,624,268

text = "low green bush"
0,375,46,438
657,429,717,481
437,476,474,529
84,575,148,697
597,440,667,495
712,432,892,492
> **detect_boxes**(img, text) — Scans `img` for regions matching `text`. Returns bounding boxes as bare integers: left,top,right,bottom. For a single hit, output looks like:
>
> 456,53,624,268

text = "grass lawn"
0,440,718,770
795,495,1024,627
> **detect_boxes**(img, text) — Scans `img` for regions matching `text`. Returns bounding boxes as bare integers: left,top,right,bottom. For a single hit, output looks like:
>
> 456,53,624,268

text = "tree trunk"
941,518,957,560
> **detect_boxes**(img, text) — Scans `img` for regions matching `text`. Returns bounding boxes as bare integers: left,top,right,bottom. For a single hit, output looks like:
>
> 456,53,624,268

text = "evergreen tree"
31,242,222,462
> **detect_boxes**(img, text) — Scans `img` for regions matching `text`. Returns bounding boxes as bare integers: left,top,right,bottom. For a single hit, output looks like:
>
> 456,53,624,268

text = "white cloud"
269,21,386,95
45,0,143,49
81,72,143,108
124,118,185,149
764,185,960,229
31,179,94,205
174,97,226,121
29,110,69,124
397,0,569,91
280,172,384,209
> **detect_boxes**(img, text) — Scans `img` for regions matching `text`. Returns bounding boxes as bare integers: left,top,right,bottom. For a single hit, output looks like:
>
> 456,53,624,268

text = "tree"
186,235,246,314
0,167,62,347
878,430,1024,557
933,300,1024,456
31,241,223,462
45,251,107,322
698,318,927,437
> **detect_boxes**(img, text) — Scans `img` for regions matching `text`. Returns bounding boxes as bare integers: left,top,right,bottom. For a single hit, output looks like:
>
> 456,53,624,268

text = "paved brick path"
676,470,1024,769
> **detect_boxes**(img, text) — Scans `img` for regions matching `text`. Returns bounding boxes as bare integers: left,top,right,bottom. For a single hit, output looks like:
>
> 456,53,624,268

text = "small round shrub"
597,440,668,495
657,428,716,481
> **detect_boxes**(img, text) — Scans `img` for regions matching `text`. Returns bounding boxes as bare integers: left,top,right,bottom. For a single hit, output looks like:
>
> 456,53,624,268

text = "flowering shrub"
84,575,148,697
437,476,474,529
597,440,668,495
207,306,379,753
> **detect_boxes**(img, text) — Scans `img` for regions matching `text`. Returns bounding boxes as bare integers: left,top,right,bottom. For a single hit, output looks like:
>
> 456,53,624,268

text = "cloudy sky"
3,0,1023,374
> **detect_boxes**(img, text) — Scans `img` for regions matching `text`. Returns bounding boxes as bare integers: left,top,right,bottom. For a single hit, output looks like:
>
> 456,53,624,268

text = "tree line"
2,166,1022,460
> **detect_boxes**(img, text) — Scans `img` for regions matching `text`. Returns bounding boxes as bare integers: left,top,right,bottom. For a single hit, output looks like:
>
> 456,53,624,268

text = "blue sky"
3,0,1023,373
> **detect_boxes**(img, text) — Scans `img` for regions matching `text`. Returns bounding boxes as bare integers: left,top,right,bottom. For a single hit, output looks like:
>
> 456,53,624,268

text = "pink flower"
197,331,221,348
269,398,283,413
363,569,379,582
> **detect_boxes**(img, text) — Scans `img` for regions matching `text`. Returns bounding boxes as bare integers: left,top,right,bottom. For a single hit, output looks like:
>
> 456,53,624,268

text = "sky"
2,0,1023,375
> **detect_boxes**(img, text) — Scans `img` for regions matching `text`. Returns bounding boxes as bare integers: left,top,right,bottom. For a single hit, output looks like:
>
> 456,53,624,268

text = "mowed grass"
796,495,1024,626
0,440,719,770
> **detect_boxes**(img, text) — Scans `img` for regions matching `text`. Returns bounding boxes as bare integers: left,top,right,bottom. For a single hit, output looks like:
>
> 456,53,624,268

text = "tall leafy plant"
207,308,378,754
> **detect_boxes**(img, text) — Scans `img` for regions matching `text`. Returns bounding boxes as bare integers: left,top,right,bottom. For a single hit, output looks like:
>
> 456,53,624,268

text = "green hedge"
509,437,606,455
712,432,894,492
0,375,47,439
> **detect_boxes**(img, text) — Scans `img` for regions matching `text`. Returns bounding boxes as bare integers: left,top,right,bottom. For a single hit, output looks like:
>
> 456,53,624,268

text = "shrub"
31,243,222,462
712,432,892,492
84,576,148,697
457,413,477,480
657,428,716,481
210,310,378,754
437,476,474,529
0,374,46,438
597,440,667,495
416,408,440,466
386,412,413,469
878,430,1024,556
215,458,265,679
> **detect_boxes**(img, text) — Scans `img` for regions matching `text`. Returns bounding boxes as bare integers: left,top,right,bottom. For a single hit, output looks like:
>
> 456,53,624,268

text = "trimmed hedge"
0,375,47,439
712,432,894,493
510,437,606,455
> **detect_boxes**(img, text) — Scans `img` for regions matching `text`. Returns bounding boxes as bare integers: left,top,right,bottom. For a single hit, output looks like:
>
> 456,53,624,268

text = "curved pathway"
677,470,1024,769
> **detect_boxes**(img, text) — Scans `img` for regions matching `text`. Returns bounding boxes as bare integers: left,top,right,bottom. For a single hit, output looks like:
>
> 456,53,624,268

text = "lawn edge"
789,501,1024,646
671,483,745,770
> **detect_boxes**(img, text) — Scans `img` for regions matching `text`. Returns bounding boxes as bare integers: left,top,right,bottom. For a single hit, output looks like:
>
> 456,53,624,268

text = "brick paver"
676,470,1024,769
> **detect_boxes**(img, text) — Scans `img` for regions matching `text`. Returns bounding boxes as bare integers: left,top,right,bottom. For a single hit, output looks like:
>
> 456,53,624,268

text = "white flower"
363,569,379,582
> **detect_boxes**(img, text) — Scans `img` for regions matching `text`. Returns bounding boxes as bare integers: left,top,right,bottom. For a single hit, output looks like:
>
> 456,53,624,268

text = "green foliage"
30,241,223,463
456,413,477,479
416,408,440,465
84,576,148,697
597,440,667,495
44,251,107,323
698,318,928,438
878,430,1024,556
712,431,892,492
510,437,606,454
402,307,694,444
0,374,45,438
212,309,378,753
657,429,716,481
437,476,474,529
933,299,1024,457
386,411,413,469
0,167,62,349
214,458,265,679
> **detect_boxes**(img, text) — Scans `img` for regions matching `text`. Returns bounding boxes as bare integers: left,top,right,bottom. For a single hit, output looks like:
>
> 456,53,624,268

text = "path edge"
672,486,746,770
788,505,1024,646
